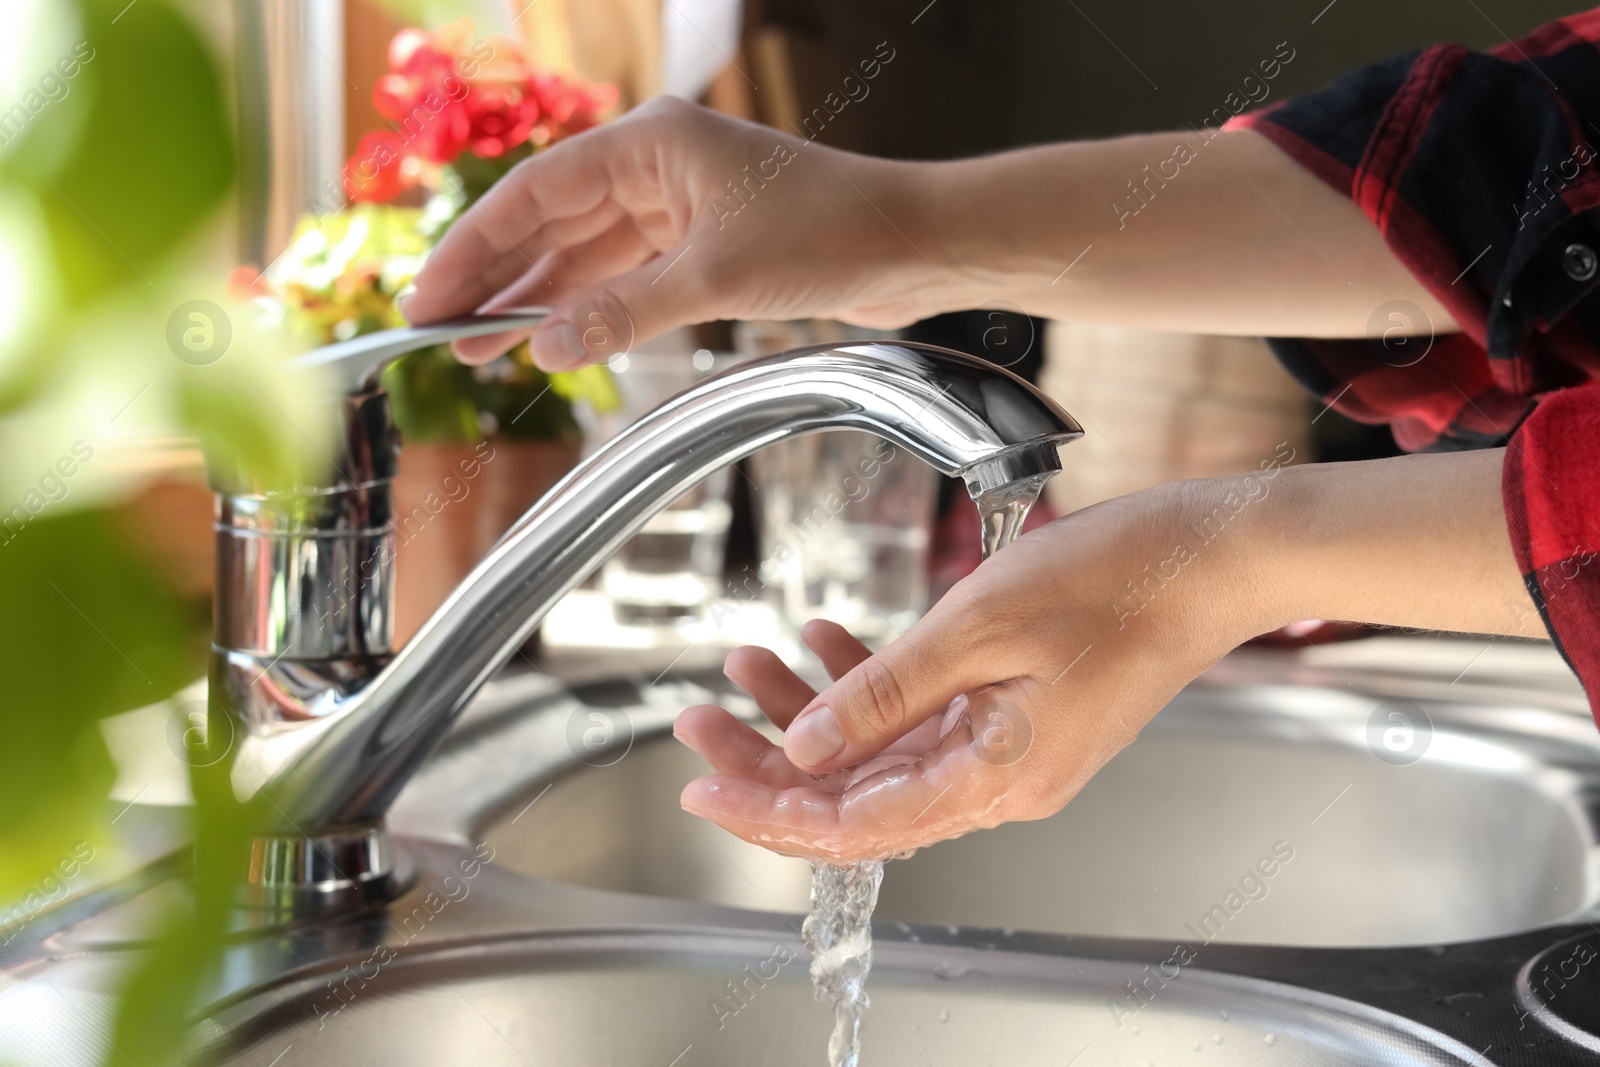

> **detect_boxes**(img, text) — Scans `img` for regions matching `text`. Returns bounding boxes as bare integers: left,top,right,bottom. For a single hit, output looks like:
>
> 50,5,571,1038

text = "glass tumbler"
598,350,734,624
750,430,939,647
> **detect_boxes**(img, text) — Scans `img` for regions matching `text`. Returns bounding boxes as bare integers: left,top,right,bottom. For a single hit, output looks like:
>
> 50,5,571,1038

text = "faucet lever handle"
285,309,551,393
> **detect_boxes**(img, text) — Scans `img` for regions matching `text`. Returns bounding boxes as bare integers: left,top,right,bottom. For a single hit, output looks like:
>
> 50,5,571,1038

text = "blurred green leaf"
109,753,262,1067
550,363,622,416
0,2,332,1063
371,0,484,26
20,0,234,306
0,508,198,902
178,355,335,495
382,344,484,444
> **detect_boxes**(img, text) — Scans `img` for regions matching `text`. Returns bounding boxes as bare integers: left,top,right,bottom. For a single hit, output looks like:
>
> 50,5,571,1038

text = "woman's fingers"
500,215,660,306
401,123,621,325
721,622,885,733
681,721,1026,863
680,775,851,859
452,217,661,363
404,100,742,370
405,96,943,375
799,619,874,681
781,591,1011,774
723,645,816,730
522,236,716,371
673,704,821,791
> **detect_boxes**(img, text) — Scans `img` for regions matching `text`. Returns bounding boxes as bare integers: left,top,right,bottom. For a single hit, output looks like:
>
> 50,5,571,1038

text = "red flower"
338,21,619,199
465,83,540,158
343,131,411,203
407,97,472,165
373,43,472,164
530,74,616,139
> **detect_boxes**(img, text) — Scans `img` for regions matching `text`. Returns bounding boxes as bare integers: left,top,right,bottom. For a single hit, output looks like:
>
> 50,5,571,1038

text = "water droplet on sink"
939,1008,950,1023
1264,1033,1277,1046
908,933,921,943
1213,1034,1224,1045
1219,1009,1228,1020
1192,1040,1201,1051
1130,1024,1140,1034
946,924,960,937
934,960,972,979
895,922,912,934
1000,927,1016,938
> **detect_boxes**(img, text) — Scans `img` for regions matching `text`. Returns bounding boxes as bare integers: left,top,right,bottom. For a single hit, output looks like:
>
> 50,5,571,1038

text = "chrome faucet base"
236,824,412,921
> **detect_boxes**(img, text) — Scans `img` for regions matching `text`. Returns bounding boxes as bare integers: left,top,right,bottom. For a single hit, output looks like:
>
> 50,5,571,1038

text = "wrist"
831,154,980,320
898,157,1056,315
1149,456,1303,649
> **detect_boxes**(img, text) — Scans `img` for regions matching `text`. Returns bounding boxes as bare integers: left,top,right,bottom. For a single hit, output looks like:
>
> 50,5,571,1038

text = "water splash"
802,476,1046,1065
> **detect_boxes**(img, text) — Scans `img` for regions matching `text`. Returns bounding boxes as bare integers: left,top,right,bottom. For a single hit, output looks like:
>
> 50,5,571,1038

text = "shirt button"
1563,242,1598,282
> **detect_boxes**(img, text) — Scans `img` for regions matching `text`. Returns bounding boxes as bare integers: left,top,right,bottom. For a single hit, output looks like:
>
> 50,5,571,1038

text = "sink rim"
198,924,1497,1067
13,830,1598,1066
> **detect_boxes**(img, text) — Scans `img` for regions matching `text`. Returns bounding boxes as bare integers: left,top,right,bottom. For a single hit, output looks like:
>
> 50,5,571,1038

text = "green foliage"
444,141,533,205
107,752,262,1067
549,362,623,416
381,343,592,444
381,344,484,443
370,0,484,27
15,0,235,308
176,326,338,494
0,1,599,1061
266,202,598,443
0,509,198,904
0,2,315,1063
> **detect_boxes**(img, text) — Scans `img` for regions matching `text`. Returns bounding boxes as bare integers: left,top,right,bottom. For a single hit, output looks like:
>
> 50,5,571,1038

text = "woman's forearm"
905,130,1459,339
1212,448,1541,639
406,103,1459,362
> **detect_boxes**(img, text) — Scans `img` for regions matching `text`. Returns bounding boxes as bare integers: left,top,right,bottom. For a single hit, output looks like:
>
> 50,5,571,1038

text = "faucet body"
208,315,1081,912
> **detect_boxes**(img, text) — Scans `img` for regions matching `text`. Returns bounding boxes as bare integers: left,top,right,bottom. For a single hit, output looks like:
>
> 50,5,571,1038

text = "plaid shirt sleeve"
1227,10,1600,717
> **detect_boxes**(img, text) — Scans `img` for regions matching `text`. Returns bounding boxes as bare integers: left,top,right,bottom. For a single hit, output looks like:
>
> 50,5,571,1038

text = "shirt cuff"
1502,384,1600,722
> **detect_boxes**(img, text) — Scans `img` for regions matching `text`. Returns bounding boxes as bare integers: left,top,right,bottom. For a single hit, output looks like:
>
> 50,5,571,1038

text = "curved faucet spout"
213,337,1081,843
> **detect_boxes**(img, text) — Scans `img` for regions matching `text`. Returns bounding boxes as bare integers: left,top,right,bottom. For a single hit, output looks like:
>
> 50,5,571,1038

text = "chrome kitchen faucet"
206,310,1082,916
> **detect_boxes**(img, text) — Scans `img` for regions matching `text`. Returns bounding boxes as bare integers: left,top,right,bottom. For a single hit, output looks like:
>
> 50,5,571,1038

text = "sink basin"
201,929,1487,1066
479,665,1600,948
6,648,1595,1066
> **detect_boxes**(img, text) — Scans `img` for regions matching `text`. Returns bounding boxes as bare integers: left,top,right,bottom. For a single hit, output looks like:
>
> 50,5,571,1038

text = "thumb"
783,611,989,773
526,241,709,371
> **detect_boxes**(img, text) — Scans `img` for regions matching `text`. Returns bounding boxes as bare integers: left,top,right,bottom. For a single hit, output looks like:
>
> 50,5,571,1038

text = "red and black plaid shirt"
1228,8,1600,719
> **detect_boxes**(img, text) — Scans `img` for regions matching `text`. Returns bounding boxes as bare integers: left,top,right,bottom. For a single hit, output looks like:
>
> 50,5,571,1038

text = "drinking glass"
750,430,939,647
597,349,735,624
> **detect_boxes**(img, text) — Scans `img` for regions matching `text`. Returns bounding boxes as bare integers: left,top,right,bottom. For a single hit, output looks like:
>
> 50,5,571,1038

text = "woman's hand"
676,478,1271,864
675,449,1542,864
399,97,949,369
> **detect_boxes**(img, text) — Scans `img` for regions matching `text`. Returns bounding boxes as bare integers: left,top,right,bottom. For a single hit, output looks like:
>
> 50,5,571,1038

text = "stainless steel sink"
199,928,1489,1066
473,653,1600,948
6,643,1598,1064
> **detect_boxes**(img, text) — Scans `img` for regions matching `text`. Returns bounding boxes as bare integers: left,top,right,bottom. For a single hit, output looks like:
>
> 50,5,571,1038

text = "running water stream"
802,475,1051,1067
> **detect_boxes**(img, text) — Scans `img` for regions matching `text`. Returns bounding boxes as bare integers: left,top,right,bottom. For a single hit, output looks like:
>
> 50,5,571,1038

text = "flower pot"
391,437,582,646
